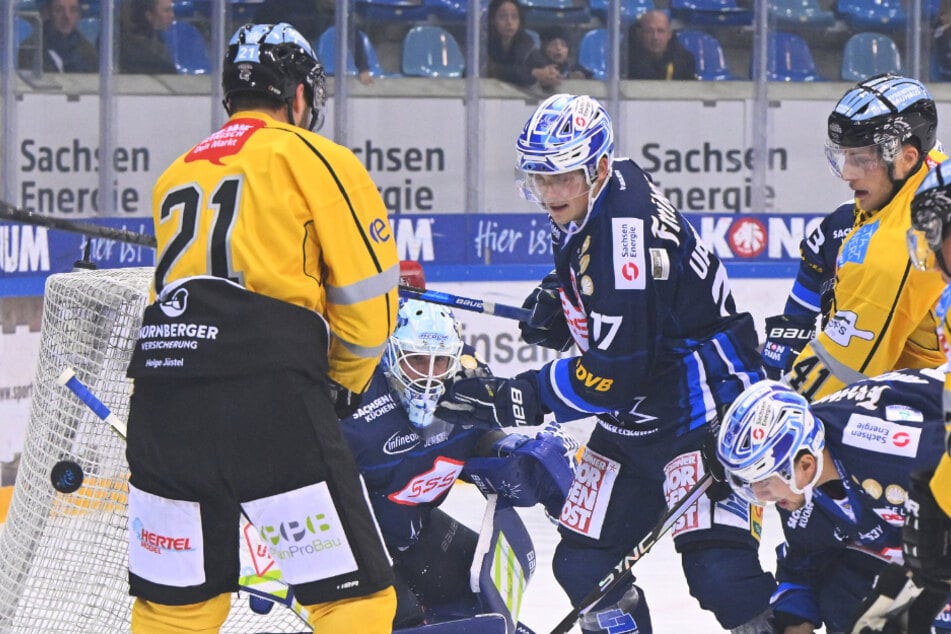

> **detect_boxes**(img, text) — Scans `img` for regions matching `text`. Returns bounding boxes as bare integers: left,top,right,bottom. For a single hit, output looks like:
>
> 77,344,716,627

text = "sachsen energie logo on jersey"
612,218,646,290
843,413,922,457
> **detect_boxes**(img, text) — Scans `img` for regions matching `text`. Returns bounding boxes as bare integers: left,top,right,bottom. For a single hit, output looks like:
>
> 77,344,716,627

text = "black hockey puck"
51,460,84,494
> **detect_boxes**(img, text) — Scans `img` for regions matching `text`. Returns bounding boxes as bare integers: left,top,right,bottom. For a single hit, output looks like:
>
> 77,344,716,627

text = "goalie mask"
383,300,464,429
825,73,936,180
717,380,825,507
222,22,327,131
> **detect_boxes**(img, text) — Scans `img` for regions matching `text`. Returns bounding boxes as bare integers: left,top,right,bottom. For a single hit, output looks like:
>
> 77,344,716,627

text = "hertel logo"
728,217,767,258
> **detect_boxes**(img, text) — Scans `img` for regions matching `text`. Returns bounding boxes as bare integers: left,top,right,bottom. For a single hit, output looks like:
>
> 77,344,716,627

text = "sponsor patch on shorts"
128,483,205,587
559,448,619,539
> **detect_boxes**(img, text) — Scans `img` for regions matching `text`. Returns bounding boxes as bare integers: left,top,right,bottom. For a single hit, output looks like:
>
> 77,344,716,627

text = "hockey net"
0,267,306,633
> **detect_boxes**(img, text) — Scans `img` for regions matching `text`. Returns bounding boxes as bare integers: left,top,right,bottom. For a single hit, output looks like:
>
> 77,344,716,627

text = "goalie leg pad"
679,544,776,630
395,508,481,610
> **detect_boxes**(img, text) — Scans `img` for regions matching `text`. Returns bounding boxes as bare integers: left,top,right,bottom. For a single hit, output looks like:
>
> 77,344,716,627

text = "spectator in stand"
118,0,177,74
627,10,696,80
527,27,592,91
254,0,374,85
486,0,538,88
17,0,98,73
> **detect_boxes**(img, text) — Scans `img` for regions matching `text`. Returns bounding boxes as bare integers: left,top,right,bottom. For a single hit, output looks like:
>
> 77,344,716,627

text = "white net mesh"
0,268,307,633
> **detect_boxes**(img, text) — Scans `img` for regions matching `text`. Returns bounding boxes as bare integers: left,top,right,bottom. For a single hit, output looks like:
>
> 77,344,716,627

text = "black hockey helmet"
826,73,937,168
222,22,327,131
909,161,951,275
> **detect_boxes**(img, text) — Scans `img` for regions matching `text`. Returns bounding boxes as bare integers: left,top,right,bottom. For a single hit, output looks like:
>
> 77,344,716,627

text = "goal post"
0,267,306,633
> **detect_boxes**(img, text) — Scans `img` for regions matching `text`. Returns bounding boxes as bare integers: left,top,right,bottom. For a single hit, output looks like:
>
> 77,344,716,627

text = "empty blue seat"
836,0,906,32
578,28,607,80
356,0,431,22
521,0,591,27
841,32,901,81
676,29,733,79
764,31,823,81
15,15,33,48
161,20,211,75
78,16,100,44
588,0,654,25
769,0,836,28
401,25,465,77
670,0,752,26
317,27,392,78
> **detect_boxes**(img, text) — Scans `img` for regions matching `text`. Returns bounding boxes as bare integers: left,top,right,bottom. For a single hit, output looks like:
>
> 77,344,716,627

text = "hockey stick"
55,367,311,626
549,473,713,634
0,200,158,247
1,201,529,322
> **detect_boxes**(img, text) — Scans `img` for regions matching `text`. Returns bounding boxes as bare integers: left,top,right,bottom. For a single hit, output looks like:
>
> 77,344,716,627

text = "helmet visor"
725,471,794,507
516,168,593,205
824,141,891,179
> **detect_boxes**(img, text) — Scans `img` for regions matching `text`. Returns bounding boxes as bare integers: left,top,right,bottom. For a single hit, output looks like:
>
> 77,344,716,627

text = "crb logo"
767,326,815,340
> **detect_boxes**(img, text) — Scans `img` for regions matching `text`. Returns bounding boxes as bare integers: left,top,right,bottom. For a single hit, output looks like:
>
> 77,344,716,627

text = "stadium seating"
520,0,591,28
401,25,465,77
161,20,212,75
15,15,33,49
588,0,654,25
669,0,753,26
768,0,836,28
578,27,607,80
356,0,431,23
317,27,392,78
78,16,100,44
676,29,733,80
840,31,901,81
836,0,906,32
764,31,824,81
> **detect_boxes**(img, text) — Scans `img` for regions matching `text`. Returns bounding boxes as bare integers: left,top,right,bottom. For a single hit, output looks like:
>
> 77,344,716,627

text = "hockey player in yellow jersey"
124,23,399,634
787,74,947,402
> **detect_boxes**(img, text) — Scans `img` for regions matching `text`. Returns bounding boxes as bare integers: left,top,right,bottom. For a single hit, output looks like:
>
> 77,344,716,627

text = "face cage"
515,166,597,205
725,463,797,507
387,348,462,429
824,139,896,179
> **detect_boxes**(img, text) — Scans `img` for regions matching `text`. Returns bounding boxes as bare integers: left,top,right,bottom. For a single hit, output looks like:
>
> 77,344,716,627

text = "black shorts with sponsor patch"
126,370,394,606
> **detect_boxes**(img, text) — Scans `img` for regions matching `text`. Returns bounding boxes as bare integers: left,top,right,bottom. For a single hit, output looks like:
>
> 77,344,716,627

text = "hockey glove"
903,467,951,588
518,272,573,352
761,314,816,381
700,432,733,503
436,372,547,428
328,381,363,420
845,563,948,634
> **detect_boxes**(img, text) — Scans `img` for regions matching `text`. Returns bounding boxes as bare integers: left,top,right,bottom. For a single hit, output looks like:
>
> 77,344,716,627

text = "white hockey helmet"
716,380,825,506
383,299,464,429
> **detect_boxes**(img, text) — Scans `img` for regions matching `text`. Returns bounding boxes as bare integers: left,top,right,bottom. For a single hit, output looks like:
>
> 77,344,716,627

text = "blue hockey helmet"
222,22,327,131
515,94,614,211
825,73,937,178
908,161,951,274
717,380,825,506
383,299,464,429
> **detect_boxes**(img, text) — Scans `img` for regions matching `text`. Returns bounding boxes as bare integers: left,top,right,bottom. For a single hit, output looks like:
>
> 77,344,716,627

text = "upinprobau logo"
260,514,343,560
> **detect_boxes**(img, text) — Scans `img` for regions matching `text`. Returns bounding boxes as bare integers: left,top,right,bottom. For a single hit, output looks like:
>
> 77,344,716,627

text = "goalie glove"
845,563,949,634
761,314,816,381
519,272,573,352
436,371,548,428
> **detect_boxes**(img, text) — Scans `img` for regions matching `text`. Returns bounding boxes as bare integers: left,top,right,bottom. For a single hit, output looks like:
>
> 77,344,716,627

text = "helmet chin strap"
790,450,824,506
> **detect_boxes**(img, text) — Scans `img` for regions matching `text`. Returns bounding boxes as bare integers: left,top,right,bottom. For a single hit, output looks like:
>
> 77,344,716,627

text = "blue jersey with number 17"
534,157,764,438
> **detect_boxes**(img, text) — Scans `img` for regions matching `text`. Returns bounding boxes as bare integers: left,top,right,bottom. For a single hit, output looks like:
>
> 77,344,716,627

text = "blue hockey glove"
519,272,573,352
436,372,547,428
761,314,816,381
903,468,951,587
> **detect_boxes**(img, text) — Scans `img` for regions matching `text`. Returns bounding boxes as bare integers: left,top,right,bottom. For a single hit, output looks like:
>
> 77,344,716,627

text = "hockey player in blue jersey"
340,298,578,633
436,94,777,633
716,373,951,634
761,203,854,380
